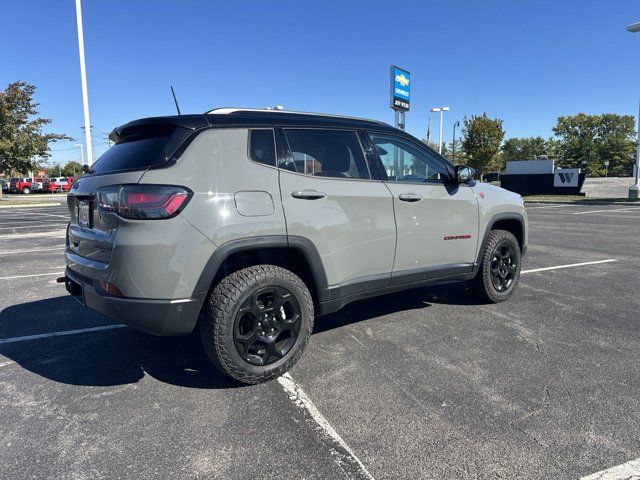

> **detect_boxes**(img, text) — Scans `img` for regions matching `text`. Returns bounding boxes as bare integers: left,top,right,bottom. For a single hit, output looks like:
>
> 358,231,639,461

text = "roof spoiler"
108,114,210,144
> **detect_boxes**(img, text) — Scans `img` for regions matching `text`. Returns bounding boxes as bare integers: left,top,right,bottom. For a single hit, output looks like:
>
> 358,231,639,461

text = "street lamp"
627,21,640,198
452,120,460,163
75,144,85,166
431,106,450,154
75,0,93,166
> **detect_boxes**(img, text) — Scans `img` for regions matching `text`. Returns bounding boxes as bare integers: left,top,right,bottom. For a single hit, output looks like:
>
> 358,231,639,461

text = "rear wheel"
22,187,31,194
470,229,521,303
201,265,313,384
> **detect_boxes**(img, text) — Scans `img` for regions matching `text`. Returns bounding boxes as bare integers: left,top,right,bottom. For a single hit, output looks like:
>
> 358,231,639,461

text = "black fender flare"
193,235,329,301
472,212,526,274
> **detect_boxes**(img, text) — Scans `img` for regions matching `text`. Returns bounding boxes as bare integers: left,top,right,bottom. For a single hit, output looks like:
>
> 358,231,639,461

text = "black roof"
111,109,398,140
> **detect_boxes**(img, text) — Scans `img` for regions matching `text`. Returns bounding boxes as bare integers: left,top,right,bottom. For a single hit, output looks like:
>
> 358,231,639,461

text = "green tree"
0,81,70,175
552,113,635,176
461,113,505,173
501,136,548,161
62,161,82,177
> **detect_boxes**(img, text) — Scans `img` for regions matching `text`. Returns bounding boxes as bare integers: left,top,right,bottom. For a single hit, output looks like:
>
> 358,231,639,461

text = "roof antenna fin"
170,85,182,115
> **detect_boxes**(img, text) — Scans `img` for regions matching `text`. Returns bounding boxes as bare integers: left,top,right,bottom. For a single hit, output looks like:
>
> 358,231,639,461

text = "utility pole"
452,120,460,164
627,21,640,198
75,0,93,166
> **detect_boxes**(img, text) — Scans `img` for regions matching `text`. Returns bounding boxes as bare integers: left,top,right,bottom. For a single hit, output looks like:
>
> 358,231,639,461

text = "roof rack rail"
205,107,388,125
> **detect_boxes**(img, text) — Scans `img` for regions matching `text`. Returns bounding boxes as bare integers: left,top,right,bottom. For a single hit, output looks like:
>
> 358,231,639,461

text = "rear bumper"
65,268,205,336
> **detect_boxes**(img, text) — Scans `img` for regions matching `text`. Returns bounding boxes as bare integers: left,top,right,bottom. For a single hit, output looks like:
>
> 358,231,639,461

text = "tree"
461,113,505,173
62,161,82,177
0,81,70,175
501,136,548,162
552,113,635,176
45,161,82,178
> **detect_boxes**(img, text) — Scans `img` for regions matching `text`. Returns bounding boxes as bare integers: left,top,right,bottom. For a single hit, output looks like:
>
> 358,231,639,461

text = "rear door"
276,127,396,291
366,131,479,284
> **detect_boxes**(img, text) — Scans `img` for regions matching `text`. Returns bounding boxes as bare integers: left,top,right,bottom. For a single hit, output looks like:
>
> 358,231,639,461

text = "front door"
276,128,396,289
366,132,479,283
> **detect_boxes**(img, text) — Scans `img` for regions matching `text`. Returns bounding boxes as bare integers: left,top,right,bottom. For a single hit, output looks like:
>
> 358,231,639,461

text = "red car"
48,176,75,192
10,177,33,194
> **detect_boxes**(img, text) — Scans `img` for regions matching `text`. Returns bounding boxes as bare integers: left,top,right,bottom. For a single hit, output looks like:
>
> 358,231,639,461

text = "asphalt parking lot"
1,202,639,479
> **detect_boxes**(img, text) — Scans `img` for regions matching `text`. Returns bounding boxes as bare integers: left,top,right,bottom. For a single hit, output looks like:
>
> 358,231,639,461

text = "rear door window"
249,129,276,166
282,129,370,179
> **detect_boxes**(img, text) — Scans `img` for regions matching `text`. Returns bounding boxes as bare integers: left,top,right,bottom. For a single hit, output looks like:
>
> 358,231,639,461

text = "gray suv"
64,109,527,384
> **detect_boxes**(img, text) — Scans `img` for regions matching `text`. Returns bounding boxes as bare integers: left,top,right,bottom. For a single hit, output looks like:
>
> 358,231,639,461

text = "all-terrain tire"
200,265,314,384
470,229,521,303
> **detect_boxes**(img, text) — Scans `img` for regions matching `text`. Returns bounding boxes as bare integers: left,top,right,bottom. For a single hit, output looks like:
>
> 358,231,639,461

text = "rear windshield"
92,137,169,173
90,125,190,174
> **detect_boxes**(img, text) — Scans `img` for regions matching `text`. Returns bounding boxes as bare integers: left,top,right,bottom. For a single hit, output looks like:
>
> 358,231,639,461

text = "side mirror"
455,165,476,184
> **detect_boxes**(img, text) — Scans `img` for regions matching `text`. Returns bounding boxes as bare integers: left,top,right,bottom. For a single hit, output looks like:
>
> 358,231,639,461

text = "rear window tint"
92,136,170,173
249,129,276,166
91,125,190,174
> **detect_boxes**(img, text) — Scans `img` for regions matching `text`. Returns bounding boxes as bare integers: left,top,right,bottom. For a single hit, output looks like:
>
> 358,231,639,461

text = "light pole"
627,21,640,198
75,144,84,166
431,106,450,154
75,0,93,166
452,120,460,164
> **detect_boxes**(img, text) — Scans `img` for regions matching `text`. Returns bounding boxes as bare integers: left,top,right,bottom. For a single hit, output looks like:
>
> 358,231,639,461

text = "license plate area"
78,201,91,227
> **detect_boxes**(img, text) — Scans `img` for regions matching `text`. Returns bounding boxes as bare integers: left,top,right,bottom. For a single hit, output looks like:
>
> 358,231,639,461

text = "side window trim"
357,130,386,181
365,130,454,184
276,127,374,181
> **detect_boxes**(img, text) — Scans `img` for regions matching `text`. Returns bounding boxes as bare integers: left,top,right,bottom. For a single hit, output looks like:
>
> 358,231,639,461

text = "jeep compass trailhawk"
64,108,527,384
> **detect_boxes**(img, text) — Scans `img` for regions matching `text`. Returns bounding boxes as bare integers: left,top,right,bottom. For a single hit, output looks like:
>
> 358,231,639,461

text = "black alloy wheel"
490,242,518,292
234,286,302,366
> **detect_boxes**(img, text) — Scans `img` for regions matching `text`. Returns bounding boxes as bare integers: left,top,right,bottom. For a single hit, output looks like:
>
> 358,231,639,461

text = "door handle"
398,193,423,202
291,189,327,200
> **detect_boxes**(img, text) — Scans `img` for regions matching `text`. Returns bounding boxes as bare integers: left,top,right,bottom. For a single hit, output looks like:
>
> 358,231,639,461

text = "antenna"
170,85,181,115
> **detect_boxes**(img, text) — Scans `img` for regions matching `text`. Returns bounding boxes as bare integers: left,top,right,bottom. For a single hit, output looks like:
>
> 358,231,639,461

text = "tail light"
96,184,192,220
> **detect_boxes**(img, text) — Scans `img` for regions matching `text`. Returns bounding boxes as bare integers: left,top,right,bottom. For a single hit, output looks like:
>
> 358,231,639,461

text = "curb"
0,203,63,209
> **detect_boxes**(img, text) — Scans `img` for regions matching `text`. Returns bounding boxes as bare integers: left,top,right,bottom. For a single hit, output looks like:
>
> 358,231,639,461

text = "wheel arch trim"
192,235,329,300
472,212,526,274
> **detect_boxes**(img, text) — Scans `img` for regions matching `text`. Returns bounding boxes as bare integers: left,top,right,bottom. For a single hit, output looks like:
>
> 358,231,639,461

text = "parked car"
49,176,74,192
11,177,33,194
63,109,528,384
483,172,502,182
0,178,8,193
30,177,51,193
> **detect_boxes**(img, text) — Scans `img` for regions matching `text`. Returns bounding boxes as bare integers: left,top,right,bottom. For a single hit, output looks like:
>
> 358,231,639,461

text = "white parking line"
572,207,640,215
580,458,640,479
0,211,68,219
0,224,68,231
526,204,580,210
277,373,375,479
0,272,63,280
0,246,65,255
0,229,67,240
0,325,126,345
521,259,618,274
0,203,62,209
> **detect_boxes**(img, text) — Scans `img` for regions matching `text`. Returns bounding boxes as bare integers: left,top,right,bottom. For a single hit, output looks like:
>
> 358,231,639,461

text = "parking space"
0,203,638,479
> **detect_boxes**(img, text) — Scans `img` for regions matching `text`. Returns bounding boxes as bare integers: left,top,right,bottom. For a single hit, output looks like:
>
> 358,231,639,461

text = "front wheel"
22,187,31,194
469,229,521,303
201,265,314,384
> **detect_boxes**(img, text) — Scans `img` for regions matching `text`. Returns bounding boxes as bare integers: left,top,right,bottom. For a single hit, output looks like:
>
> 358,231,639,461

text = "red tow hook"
56,276,66,284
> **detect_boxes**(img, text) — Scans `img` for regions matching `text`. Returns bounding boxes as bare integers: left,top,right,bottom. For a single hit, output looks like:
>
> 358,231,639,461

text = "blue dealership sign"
390,65,410,111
